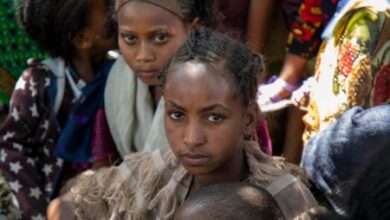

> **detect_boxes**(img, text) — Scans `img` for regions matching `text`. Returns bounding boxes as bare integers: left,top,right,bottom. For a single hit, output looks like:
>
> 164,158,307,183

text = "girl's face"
82,0,117,63
117,1,191,85
164,61,256,177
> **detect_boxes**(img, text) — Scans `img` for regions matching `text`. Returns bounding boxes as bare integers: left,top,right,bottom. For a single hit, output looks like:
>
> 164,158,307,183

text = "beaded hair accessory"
115,0,184,20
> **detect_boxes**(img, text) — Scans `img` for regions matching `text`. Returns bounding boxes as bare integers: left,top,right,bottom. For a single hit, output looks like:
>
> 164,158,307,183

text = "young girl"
102,0,219,157
0,0,116,218
51,29,317,220
104,0,272,157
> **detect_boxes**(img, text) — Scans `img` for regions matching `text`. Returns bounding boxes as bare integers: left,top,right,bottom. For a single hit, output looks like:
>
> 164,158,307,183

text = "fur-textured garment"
72,141,317,219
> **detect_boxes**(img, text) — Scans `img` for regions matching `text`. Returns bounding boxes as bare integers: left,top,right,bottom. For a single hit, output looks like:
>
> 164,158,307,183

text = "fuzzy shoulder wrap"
71,149,191,220
71,141,316,219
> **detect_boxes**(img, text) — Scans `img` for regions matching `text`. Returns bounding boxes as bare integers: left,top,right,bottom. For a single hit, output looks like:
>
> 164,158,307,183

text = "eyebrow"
165,100,231,113
166,100,185,111
118,25,173,33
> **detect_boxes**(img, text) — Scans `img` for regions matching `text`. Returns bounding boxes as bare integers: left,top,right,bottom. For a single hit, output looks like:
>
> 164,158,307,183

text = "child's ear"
189,17,200,31
72,29,94,50
243,102,260,137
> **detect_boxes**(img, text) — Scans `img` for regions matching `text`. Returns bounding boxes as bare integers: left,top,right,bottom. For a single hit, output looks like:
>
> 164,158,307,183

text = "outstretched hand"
257,76,315,112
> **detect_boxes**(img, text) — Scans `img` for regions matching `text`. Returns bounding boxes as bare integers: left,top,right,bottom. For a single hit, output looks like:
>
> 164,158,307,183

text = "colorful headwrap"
116,0,184,20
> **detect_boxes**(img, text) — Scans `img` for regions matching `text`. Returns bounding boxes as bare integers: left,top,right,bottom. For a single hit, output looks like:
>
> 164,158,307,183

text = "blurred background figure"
218,0,305,158
0,0,46,121
0,0,116,218
0,0,46,218
258,0,390,164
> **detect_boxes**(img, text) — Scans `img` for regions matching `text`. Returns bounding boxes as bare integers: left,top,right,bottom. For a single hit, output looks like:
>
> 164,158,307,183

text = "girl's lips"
137,70,159,79
180,153,211,166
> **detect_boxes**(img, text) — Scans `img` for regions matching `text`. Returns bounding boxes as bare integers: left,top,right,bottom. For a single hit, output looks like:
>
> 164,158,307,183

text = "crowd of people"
0,0,389,219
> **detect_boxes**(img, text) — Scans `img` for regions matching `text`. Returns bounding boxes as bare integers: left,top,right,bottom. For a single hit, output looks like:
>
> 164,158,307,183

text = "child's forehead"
116,0,184,20
168,61,235,86
165,61,240,100
116,0,186,29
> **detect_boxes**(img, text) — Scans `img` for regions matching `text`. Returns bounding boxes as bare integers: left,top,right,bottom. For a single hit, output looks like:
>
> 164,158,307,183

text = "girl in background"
0,0,116,218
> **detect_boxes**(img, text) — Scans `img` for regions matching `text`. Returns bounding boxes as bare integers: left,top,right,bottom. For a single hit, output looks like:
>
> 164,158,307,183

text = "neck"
72,55,93,82
193,149,246,190
149,86,162,109
72,47,104,82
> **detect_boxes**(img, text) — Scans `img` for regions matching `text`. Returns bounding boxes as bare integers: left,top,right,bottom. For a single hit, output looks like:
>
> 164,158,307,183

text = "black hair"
160,28,264,107
176,182,284,220
18,0,115,60
176,0,219,29
308,144,390,220
344,144,390,220
115,0,219,29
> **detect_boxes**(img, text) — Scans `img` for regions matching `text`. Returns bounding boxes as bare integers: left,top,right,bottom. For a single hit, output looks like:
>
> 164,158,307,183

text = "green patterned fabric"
0,0,46,105
0,173,20,219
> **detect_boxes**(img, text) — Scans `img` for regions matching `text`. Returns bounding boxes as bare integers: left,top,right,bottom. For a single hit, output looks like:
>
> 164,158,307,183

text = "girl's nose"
136,43,154,63
183,121,206,148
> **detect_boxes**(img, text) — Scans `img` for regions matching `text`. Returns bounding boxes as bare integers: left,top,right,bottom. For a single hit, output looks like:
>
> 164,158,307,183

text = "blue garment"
303,105,390,213
321,0,353,39
55,61,114,162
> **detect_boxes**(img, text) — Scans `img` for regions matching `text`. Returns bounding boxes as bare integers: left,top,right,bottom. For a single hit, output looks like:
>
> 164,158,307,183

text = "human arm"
48,151,156,219
246,0,276,53
47,192,76,220
282,0,339,82
258,0,338,106
48,169,110,220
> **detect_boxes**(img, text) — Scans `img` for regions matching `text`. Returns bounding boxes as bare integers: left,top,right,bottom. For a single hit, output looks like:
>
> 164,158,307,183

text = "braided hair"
160,28,264,107
18,0,115,60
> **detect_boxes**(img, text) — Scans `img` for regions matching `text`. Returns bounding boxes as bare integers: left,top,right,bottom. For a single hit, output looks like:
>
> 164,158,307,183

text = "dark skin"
116,1,198,106
47,1,116,217
71,0,116,83
69,0,117,169
47,61,259,220
164,61,258,191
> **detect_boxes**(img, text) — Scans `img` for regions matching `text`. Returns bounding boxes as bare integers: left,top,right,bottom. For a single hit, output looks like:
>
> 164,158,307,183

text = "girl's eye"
153,32,170,44
122,33,137,44
169,112,184,120
207,114,224,122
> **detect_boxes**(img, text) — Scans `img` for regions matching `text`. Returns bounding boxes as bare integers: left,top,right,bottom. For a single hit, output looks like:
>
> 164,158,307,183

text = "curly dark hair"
18,0,115,60
160,28,264,107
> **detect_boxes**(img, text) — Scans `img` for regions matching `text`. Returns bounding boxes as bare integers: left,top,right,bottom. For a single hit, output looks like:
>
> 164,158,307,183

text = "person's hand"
257,76,301,112
47,193,76,220
291,76,316,111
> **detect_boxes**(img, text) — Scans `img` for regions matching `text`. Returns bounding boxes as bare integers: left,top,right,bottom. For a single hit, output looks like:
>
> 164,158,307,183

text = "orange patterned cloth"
303,0,390,143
